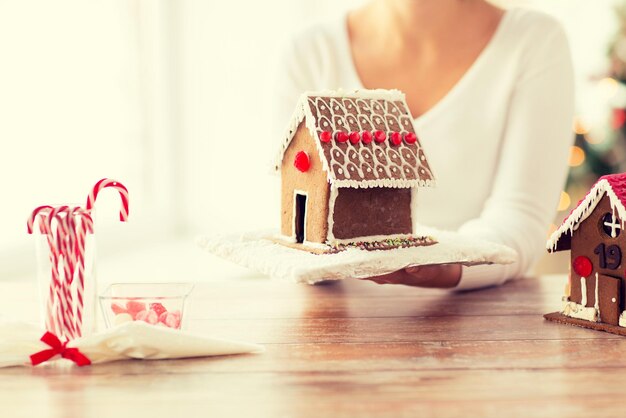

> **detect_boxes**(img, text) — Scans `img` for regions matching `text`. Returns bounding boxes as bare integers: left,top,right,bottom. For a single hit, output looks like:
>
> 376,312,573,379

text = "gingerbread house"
546,173,626,335
274,89,435,251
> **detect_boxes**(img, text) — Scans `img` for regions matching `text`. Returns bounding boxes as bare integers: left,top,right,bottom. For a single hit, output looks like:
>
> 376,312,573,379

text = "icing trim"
410,187,419,231
547,179,626,251
561,299,598,322
327,185,339,243
331,178,434,189
594,272,600,315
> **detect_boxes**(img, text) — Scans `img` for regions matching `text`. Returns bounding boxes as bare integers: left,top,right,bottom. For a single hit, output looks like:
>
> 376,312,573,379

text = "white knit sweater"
273,7,575,290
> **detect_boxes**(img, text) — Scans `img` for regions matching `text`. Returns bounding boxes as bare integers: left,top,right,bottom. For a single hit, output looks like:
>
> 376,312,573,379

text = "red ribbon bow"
30,332,91,367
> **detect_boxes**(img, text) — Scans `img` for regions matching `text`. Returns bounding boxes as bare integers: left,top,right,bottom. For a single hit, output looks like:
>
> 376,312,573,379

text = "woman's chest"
352,42,496,117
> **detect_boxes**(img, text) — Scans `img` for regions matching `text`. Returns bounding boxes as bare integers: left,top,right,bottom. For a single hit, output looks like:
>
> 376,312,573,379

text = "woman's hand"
360,264,463,288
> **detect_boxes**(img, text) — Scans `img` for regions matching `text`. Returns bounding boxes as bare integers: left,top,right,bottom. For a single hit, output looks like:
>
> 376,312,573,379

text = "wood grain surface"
2,275,625,418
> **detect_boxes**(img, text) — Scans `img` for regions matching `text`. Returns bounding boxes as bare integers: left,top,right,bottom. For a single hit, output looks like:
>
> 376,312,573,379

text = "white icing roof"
547,174,626,252
274,89,435,189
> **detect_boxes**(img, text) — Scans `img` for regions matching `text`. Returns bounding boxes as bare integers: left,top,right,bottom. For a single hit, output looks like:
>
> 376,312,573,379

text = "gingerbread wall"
331,187,413,240
570,195,626,309
281,122,330,243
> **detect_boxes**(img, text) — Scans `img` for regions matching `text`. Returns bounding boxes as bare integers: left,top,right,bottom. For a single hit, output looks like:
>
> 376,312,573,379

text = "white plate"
197,227,517,284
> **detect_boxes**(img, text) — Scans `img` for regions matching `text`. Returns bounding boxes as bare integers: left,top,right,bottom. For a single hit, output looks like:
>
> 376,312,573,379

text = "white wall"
0,0,179,277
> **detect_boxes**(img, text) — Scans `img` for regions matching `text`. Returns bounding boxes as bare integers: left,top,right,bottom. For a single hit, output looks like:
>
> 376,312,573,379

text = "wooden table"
2,274,626,418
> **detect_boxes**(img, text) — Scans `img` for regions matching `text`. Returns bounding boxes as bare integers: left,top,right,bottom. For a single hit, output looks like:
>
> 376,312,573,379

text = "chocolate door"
598,274,621,325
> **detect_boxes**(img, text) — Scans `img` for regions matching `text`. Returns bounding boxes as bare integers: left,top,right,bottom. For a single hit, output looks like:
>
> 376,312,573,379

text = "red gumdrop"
573,255,593,277
349,132,360,144
336,132,349,143
319,131,332,143
374,130,386,143
111,303,127,315
158,311,169,324
362,131,373,144
390,132,402,146
404,132,417,144
294,151,310,172
150,302,167,317
126,300,146,314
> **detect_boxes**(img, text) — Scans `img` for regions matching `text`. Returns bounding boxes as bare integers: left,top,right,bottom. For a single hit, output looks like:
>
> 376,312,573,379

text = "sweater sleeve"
455,23,575,290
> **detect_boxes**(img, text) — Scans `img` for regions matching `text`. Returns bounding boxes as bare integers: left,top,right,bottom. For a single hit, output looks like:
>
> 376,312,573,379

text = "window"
601,213,621,238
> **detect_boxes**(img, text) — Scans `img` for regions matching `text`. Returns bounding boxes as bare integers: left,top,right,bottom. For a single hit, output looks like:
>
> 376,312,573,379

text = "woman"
274,0,574,290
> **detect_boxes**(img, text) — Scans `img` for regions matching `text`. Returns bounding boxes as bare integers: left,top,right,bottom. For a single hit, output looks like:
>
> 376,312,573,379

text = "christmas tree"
551,1,626,234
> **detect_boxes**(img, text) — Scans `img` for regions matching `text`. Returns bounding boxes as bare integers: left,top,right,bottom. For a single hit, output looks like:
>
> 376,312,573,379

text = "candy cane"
30,206,69,337
72,207,93,336
49,207,72,339
53,207,81,339
46,206,76,339
27,205,52,234
86,178,129,221
27,205,57,333
37,212,65,336
33,213,59,335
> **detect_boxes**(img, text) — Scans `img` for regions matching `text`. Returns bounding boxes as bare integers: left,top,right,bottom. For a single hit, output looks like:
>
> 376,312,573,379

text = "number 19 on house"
594,243,622,270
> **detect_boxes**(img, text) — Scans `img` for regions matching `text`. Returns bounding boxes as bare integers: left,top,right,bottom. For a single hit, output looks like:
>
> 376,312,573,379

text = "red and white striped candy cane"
46,206,76,339
86,178,129,221
29,207,59,335
27,205,53,234
71,207,93,337
53,207,82,339
48,207,74,339
36,212,64,336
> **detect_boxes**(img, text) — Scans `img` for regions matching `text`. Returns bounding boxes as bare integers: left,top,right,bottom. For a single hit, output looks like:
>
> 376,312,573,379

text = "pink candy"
160,311,180,329
111,303,127,315
111,301,182,329
135,309,158,324
126,300,146,315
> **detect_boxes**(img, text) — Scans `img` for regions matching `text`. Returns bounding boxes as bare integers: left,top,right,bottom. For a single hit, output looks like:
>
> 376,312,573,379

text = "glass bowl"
99,283,194,330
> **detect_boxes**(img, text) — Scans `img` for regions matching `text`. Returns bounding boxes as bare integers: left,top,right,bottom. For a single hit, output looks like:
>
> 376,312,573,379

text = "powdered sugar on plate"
197,227,517,284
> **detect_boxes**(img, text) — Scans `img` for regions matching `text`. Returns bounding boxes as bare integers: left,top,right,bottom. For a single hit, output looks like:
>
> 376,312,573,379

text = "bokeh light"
568,146,586,167
557,191,571,212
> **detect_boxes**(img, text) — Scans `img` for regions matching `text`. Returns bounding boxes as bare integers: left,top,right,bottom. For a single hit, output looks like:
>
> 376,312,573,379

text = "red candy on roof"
374,130,386,143
362,131,373,144
336,132,349,143
404,132,417,144
349,132,360,144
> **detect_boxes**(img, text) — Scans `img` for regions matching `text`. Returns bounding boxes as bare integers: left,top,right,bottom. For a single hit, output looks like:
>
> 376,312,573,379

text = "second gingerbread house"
546,173,626,335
